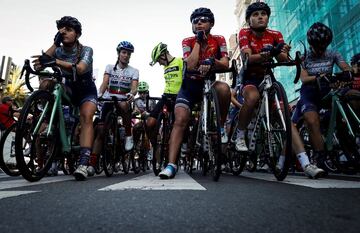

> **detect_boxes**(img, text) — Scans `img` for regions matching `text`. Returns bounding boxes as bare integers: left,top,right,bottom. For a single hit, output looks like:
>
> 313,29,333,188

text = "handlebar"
20,59,62,92
185,59,238,80
242,51,302,84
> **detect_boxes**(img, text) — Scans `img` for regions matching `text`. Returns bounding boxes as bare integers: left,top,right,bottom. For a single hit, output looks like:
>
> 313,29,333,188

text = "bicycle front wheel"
102,112,118,177
15,90,59,182
267,82,292,181
207,87,223,181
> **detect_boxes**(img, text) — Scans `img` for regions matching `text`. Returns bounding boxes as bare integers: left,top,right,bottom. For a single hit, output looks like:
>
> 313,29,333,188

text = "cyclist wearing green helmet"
146,43,184,155
134,81,155,116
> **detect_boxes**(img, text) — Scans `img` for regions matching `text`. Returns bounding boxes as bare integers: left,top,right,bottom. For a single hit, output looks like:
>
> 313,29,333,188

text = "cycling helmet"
150,42,168,66
56,16,82,35
351,53,360,65
245,2,271,20
307,22,333,50
190,7,215,24
138,81,149,92
116,41,134,53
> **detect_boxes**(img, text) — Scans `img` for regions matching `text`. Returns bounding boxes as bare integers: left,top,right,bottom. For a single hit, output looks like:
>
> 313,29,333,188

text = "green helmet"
138,81,149,92
149,42,167,66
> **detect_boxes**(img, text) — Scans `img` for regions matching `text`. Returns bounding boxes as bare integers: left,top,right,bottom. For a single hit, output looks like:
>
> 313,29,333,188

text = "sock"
297,152,310,170
277,155,286,169
167,163,177,170
79,147,91,165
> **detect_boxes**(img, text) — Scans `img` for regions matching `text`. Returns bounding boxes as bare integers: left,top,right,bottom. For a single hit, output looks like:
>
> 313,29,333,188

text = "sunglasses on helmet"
191,16,211,24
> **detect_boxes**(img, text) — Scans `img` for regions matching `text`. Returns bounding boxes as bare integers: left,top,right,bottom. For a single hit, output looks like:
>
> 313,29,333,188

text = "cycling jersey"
54,45,93,80
54,45,97,106
134,97,156,113
0,104,14,129
163,57,184,95
292,49,346,123
238,28,285,86
176,34,228,110
103,64,139,100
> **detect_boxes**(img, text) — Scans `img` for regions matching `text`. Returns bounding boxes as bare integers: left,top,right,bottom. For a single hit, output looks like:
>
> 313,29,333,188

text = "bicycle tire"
152,112,169,176
15,90,59,182
228,113,247,176
208,87,223,181
0,123,20,176
102,112,117,177
267,82,292,181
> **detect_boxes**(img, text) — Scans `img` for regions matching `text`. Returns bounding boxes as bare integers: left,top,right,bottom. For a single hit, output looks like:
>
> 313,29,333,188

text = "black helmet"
190,7,214,24
351,53,360,65
56,16,82,35
246,2,271,20
307,22,333,50
116,41,135,53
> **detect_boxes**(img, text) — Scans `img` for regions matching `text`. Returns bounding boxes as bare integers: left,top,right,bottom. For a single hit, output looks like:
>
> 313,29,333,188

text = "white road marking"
241,172,360,189
99,171,206,191
0,191,39,200
0,175,73,191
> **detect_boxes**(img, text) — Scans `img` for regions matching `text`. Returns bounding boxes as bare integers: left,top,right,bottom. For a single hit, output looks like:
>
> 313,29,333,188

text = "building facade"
231,0,360,101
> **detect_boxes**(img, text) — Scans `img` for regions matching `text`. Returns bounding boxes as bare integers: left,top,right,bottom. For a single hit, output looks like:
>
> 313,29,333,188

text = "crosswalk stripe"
241,172,360,189
0,175,73,191
0,191,39,200
99,171,206,191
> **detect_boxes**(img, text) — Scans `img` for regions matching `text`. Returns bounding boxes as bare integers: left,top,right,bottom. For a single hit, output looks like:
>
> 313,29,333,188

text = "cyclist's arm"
300,68,316,84
184,42,201,70
99,74,110,96
214,57,229,70
129,80,138,96
45,45,57,57
54,59,89,75
338,61,352,72
241,48,268,64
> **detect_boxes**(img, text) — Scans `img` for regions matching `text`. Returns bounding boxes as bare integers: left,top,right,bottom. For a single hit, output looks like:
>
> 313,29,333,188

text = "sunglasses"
191,16,211,24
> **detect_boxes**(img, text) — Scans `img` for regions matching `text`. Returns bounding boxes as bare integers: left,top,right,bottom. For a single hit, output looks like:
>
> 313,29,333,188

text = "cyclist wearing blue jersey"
32,16,97,180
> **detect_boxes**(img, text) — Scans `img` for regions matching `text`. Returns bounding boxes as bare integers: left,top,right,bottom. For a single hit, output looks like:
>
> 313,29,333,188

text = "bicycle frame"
323,89,360,151
32,83,73,154
248,75,287,154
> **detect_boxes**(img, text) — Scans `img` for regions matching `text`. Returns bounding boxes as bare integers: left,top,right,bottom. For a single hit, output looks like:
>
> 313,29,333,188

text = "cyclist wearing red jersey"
236,3,324,178
158,7,231,179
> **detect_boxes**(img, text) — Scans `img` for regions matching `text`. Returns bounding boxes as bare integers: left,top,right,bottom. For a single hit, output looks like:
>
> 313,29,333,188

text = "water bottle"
118,127,125,140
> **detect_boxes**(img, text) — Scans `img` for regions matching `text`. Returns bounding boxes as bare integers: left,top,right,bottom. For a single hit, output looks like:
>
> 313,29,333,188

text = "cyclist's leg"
213,81,231,125
236,84,260,151
159,85,196,178
291,122,325,178
119,101,133,151
73,81,97,180
146,98,165,146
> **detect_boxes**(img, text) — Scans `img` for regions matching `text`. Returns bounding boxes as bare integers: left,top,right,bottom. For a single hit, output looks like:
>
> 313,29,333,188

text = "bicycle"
14,59,80,182
99,96,129,177
242,52,301,181
190,60,238,181
298,72,360,174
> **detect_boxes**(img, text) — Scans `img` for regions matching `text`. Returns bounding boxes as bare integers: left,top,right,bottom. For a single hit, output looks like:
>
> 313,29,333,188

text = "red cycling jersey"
182,34,228,63
238,28,284,54
0,104,14,129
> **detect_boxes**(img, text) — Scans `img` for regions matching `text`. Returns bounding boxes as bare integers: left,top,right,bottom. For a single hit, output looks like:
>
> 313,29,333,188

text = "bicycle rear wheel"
0,123,20,176
15,90,59,182
207,87,223,181
267,82,292,181
152,112,169,176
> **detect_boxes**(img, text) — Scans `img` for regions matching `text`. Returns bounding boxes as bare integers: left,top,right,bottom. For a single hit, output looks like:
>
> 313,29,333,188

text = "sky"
0,0,238,96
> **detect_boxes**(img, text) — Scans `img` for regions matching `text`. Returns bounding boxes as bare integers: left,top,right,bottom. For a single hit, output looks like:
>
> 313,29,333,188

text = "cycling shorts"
175,78,204,111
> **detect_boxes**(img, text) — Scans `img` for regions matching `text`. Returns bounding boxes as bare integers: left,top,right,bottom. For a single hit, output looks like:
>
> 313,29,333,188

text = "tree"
2,66,33,107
